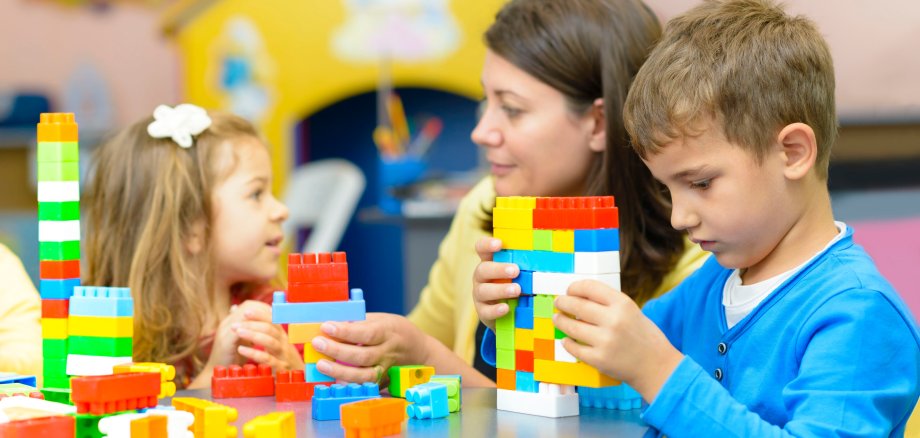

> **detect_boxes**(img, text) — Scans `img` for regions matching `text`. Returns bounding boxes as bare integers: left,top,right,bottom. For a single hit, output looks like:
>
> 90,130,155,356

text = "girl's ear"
587,98,607,153
777,122,818,181
185,219,206,255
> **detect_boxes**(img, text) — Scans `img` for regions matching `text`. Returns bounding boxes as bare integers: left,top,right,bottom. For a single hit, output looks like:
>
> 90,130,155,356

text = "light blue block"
516,371,537,393
406,382,450,419
574,229,619,252
311,383,380,420
69,286,133,317
304,363,335,383
494,250,514,264
509,250,574,272
272,288,367,323
39,279,80,299
577,383,642,410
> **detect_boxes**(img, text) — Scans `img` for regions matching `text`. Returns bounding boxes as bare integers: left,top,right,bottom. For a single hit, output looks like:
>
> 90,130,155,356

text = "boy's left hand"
553,280,684,402
233,300,304,372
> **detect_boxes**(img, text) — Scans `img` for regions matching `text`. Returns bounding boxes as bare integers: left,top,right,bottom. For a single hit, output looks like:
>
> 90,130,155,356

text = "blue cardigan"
482,227,920,436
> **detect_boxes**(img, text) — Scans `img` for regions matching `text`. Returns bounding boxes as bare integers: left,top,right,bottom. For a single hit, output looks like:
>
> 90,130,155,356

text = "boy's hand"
553,280,684,401
472,237,521,332
234,300,304,372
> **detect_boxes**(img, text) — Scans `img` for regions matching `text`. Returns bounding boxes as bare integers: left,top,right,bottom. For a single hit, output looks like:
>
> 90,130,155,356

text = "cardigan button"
717,342,727,354
714,368,723,381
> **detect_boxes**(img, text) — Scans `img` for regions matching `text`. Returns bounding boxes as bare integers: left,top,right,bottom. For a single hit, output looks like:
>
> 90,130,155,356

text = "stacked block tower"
36,113,82,394
493,196,621,417
66,286,134,376
272,252,367,394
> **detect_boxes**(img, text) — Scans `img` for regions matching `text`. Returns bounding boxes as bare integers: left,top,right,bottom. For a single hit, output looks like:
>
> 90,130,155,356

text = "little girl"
84,104,302,388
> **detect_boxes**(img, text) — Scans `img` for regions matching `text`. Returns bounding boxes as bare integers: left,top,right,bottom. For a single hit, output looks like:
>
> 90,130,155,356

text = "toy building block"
41,317,68,339
339,398,407,438
75,412,116,438
493,196,536,229
387,365,435,398
0,415,74,438
97,409,194,438
38,201,80,222
211,364,274,398
65,354,133,377
502,250,574,273
303,363,334,383
287,281,349,303
68,336,132,357
38,220,81,242
515,349,534,372
129,414,167,438
39,388,71,405
0,374,38,387
496,384,579,418
69,287,133,317
311,383,380,421
113,362,176,398
288,252,347,284
172,397,238,438
405,382,449,419
533,359,618,388
37,141,79,163
531,272,620,296
574,251,620,274
37,181,80,202
0,395,76,419
71,372,160,415
68,315,133,338
429,375,461,412
39,279,81,299
551,230,574,253
554,339,577,363
492,228,533,250
578,383,642,410
39,240,81,261
41,299,69,319
275,370,318,402
37,113,79,142
515,371,538,393
573,228,619,252
243,411,296,438
512,270,534,295
496,368,516,391
533,196,618,229
43,338,68,358
0,384,43,399
43,357,69,387
271,289,366,324
493,250,514,264
514,328,534,351
39,260,80,279
37,161,80,182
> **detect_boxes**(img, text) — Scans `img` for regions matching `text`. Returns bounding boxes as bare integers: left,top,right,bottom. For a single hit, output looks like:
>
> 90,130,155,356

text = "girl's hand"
309,313,429,385
472,237,520,331
234,300,304,372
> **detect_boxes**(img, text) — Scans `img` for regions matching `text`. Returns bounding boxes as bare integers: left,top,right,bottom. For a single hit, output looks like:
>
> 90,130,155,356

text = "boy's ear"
587,98,606,153
777,123,818,181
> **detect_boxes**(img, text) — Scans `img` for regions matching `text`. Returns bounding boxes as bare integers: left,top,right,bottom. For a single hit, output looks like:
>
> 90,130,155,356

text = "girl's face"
211,138,289,286
471,50,605,197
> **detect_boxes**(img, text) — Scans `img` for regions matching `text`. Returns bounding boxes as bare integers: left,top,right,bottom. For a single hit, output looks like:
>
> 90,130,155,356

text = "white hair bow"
146,103,212,148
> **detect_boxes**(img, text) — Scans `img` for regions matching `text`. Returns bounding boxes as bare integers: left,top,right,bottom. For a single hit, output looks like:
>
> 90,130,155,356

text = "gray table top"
170,388,649,437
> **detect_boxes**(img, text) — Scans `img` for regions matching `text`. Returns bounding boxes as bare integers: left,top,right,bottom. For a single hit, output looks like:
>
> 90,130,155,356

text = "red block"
39,260,80,279
41,299,69,318
287,281,349,303
0,415,74,437
71,372,160,415
288,252,348,283
515,350,534,372
211,364,274,398
275,369,319,402
533,196,619,229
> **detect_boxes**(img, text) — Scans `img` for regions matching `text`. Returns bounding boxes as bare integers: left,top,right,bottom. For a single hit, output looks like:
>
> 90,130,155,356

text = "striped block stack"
65,286,134,376
493,196,621,418
36,113,81,392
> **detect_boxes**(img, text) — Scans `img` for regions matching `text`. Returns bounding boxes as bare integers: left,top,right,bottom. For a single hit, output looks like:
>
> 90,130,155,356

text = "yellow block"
243,411,296,438
68,315,133,338
494,228,533,250
287,322,322,344
173,397,238,438
41,318,68,339
304,343,332,363
114,362,176,398
552,230,574,253
534,317,555,340
493,207,533,229
514,328,534,351
534,359,619,388
496,196,537,209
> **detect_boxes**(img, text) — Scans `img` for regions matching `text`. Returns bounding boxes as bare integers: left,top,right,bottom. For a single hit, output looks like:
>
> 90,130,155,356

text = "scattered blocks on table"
429,375,461,412
386,365,435,398
578,383,642,410
243,411,296,438
271,289,366,324
275,370,318,402
113,362,176,399
0,414,74,437
172,397,238,438
211,364,273,399
70,372,160,415
311,382,380,421
97,409,194,438
405,382,449,419
340,398,407,438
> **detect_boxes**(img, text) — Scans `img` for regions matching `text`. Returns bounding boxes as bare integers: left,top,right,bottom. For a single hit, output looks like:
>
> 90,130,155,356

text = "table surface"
170,388,649,437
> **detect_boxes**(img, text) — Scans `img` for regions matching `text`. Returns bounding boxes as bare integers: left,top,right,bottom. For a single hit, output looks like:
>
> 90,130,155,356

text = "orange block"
131,415,167,438
39,260,80,279
534,359,619,388
496,368,516,390
534,338,555,360
340,398,407,438
37,113,79,142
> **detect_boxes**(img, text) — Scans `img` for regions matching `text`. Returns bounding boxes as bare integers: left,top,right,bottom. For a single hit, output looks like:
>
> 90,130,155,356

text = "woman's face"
472,50,604,197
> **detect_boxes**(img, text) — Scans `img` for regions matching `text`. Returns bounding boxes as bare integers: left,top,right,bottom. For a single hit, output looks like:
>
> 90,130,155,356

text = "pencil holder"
378,156,427,214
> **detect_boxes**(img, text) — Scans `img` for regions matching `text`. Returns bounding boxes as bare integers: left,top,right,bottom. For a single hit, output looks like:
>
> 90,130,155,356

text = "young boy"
478,0,920,435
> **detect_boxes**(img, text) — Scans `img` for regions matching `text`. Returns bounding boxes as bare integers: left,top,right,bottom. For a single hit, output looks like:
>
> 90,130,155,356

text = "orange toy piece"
37,113,79,142
71,372,160,415
211,364,274,398
340,398,407,438
0,415,75,437
130,414,168,438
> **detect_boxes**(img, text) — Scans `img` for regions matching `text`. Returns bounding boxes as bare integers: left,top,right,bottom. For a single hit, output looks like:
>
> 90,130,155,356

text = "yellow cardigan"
0,243,42,378
408,177,710,365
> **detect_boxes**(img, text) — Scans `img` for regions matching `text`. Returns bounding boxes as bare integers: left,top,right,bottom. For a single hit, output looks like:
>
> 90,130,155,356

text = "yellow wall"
172,0,505,192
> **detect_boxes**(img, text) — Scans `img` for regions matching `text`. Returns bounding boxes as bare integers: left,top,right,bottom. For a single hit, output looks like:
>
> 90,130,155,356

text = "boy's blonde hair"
84,111,263,383
624,0,837,179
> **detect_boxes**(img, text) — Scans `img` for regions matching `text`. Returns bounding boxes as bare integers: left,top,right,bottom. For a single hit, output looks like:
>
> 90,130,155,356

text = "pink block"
850,217,920,319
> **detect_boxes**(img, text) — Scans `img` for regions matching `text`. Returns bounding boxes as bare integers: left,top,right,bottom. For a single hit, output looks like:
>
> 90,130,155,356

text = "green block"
75,413,115,438
68,336,133,357
535,294,554,318
41,387,72,404
496,348,515,370
37,161,80,181
42,373,71,390
496,327,515,350
37,141,79,163
44,357,67,375
38,201,81,221
43,338,69,358
533,229,553,251
495,298,518,332
39,240,81,261
555,327,567,339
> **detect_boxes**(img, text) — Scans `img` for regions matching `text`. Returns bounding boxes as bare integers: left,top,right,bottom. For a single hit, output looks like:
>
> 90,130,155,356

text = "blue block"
515,371,537,393
39,279,80,299
494,250,513,264
509,250,574,273
577,383,642,410
304,363,335,383
311,383,380,420
513,270,534,295
406,382,450,419
574,229,619,252
272,288,366,323
69,286,133,317
514,305,533,329
0,374,37,387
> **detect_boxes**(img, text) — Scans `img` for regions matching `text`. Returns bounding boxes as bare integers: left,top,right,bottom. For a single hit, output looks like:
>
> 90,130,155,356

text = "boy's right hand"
472,237,521,332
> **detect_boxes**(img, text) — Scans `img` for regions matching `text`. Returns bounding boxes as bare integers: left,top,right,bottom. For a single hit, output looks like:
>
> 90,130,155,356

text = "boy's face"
643,121,794,272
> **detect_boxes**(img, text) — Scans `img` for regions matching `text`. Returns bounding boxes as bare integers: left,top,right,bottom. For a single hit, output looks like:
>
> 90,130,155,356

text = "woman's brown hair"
483,0,685,304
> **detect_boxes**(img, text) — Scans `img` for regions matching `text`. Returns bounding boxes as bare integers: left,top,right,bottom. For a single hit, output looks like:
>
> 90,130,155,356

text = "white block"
554,339,577,363
37,181,80,202
65,354,133,376
574,251,620,274
38,220,81,242
532,272,621,295
497,388,580,418
98,409,194,438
